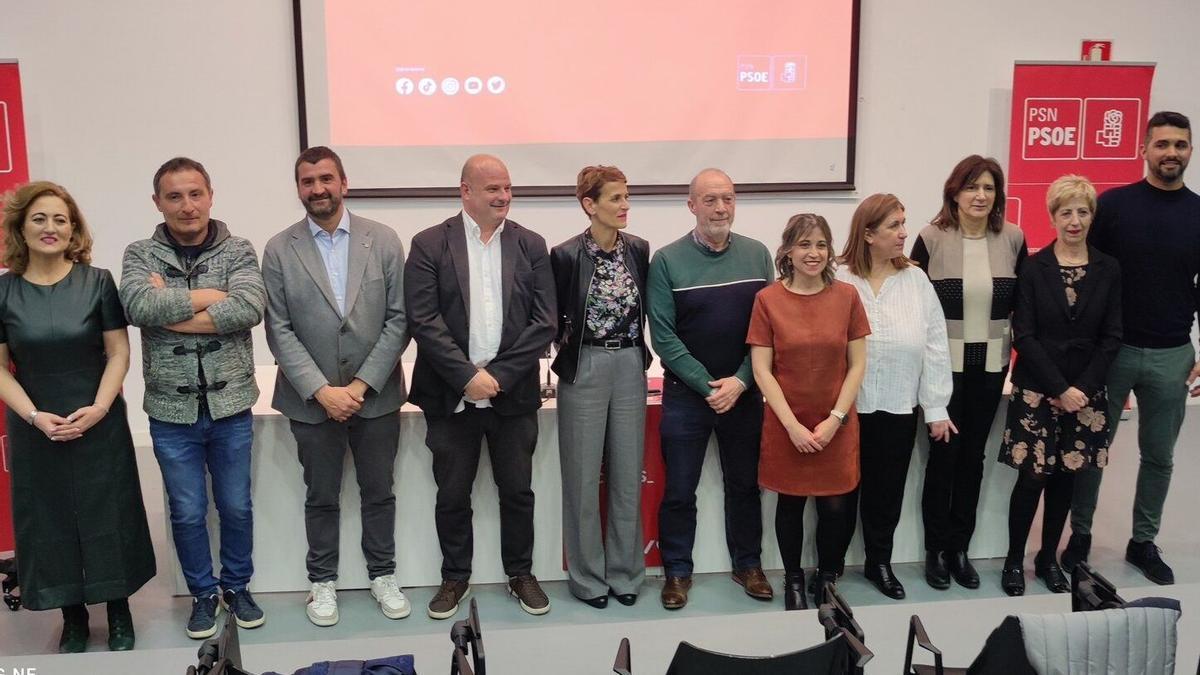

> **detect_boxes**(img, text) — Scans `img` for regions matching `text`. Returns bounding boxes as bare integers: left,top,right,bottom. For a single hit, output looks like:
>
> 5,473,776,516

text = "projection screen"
294,0,860,196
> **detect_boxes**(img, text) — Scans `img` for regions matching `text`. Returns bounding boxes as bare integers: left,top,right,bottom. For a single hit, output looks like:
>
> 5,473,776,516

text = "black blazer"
549,231,651,383
1010,244,1122,398
403,214,556,418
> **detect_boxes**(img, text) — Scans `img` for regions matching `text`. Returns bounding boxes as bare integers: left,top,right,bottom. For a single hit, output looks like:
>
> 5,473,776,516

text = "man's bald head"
460,154,513,229
687,168,736,249
688,168,734,199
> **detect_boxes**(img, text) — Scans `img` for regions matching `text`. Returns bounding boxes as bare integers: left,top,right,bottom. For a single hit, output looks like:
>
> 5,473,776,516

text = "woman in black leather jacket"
549,165,651,608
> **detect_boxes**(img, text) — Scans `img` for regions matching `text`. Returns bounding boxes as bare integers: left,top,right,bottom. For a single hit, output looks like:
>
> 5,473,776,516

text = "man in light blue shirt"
263,146,410,627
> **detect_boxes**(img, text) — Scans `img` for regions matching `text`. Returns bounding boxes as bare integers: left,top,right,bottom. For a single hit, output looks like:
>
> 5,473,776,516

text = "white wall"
2,1,1198,437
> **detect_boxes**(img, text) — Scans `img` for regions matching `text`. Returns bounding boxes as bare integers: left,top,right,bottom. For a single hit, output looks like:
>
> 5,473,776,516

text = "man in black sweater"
1064,111,1200,585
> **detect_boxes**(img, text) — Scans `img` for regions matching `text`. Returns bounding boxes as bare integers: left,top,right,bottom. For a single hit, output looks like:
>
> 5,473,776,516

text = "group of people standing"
2,111,1196,653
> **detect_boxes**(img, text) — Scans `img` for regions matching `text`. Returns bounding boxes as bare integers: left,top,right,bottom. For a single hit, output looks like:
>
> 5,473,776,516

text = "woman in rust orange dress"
748,213,869,610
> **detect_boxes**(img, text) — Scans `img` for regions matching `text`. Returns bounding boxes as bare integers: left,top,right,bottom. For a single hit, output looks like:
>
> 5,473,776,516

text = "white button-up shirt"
835,264,952,422
308,210,351,316
460,209,505,410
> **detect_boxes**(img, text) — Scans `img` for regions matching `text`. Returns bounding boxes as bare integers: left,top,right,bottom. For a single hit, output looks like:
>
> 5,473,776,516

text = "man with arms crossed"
648,168,775,609
1063,111,1200,584
120,157,266,638
263,146,410,625
404,154,556,618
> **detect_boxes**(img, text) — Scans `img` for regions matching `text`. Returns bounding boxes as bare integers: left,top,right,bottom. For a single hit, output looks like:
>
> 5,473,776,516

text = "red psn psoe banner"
1007,62,1154,250
0,60,30,554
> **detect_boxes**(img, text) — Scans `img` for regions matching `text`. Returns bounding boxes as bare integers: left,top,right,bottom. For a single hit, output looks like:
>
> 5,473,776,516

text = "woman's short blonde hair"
1045,174,1097,216
2,181,93,274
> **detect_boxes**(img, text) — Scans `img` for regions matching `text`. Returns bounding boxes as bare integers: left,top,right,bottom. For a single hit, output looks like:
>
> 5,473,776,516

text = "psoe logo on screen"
1022,98,1082,161
736,55,772,91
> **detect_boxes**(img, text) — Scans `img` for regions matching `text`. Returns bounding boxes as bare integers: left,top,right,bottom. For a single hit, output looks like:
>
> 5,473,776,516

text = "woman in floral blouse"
999,175,1122,596
549,166,651,608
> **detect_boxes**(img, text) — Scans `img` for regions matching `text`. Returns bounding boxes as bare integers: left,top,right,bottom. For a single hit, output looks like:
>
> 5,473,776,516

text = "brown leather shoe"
732,567,774,600
661,576,692,610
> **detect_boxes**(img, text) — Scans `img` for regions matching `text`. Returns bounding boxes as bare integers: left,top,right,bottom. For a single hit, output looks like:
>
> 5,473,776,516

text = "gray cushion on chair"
1019,606,1180,675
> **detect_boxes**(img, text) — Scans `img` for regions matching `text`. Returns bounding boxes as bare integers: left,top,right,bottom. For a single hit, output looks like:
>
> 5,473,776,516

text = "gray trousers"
290,413,400,582
557,346,647,599
1071,343,1195,542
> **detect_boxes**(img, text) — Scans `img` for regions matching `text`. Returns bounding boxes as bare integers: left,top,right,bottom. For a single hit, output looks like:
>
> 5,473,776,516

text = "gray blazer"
262,213,409,424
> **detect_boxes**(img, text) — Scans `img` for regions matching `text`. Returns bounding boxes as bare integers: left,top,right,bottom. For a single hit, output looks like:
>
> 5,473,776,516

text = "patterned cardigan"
909,222,1028,373
120,221,265,423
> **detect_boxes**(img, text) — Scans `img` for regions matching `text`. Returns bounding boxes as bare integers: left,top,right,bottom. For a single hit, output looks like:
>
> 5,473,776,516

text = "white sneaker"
305,581,339,626
370,574,412,619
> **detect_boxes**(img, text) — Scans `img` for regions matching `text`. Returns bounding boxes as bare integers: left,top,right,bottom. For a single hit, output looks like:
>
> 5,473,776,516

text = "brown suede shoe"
732,567,774,600
661,576,692,610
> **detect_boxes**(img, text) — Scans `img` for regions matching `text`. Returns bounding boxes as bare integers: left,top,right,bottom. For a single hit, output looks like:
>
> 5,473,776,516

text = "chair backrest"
1019,606,1181,675
818,584,865,643
665,635,852,675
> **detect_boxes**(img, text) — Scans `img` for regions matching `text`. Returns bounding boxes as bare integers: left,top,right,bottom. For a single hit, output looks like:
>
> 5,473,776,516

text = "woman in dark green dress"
0,182,155,652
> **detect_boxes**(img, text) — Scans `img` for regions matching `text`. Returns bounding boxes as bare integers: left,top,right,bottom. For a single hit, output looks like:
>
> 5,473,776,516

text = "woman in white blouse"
835,193,955,600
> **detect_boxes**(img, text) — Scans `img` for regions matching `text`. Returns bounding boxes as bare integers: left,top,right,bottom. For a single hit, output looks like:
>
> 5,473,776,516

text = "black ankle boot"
59,604,89,654
783,571,807,611
107,599,135,651
809,571,838,606
1060,533,1092,573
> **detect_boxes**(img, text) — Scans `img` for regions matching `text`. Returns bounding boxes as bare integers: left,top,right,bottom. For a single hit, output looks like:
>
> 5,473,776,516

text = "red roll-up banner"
1007,61,1155,250
0,59,31,554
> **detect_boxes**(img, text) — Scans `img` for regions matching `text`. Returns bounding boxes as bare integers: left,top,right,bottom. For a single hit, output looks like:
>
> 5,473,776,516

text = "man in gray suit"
262,146,410,627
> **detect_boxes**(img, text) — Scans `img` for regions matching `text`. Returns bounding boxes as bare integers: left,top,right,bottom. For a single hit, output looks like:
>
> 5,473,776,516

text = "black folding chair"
817,581,871,675
450,598,485,675
1071,562,1125,612
612,637,631,675
186,612,251,675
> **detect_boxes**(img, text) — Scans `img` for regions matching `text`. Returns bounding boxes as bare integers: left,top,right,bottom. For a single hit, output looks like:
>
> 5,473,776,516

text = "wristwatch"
829,409,848,426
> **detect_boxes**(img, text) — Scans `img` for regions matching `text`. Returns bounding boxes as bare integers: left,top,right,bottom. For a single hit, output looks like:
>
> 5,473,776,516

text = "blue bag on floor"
263,654,416,675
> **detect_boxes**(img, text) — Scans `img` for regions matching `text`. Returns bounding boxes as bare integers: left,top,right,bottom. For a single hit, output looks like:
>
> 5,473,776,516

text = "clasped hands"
316,379,369,422
785,416,840,454
464,367,501,401
1048,386,1089,413
34,405,108,442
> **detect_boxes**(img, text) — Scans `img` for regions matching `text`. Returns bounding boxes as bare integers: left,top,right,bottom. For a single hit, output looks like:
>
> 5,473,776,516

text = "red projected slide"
325,0,852,147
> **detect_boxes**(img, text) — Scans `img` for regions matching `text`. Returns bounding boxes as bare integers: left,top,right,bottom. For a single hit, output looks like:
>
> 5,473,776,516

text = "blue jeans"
657,376,763,578
150,408,254,597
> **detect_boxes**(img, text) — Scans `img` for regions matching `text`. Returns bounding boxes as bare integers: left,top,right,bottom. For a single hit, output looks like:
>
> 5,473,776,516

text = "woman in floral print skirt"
999,175,1123,596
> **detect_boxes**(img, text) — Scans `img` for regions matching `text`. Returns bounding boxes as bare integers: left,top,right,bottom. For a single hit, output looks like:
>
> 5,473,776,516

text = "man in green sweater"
648,168,775,609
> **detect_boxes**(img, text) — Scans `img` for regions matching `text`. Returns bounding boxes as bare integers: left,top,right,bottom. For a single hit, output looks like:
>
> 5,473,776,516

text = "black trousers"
857,410,918,564
921,365,1006,553
425,406,538,581
291,413,400,582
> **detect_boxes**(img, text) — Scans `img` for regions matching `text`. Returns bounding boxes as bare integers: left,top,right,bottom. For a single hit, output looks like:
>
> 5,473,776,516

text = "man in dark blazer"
404,154,556,619
262,146,410,627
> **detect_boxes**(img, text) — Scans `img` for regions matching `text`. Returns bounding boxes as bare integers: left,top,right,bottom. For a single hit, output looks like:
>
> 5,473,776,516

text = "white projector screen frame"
293,0,861,198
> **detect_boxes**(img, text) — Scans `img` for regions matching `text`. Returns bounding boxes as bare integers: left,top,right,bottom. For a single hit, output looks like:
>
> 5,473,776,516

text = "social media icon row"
395,76,506,97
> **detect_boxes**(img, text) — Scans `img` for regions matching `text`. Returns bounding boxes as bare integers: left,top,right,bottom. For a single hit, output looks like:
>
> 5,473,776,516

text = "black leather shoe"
1035,557,1069,593
1001,564,1026,596
1060,532,1091,573
783,571,807,611
924,551,951,590
578,594,608,609
609,590,637,606
864,562,905,600
947,551,980,589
